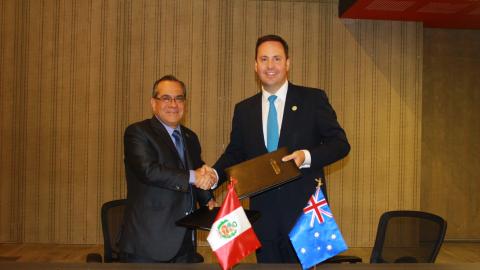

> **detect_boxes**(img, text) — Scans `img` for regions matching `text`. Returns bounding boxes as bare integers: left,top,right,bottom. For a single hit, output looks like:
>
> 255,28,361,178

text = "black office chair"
101,199,128,262
86,199,127,263
86,198,205,263
325,210,447,264
370,210,447,263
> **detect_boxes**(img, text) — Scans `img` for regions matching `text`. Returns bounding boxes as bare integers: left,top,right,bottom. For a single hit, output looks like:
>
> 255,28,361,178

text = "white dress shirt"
261,81,311,168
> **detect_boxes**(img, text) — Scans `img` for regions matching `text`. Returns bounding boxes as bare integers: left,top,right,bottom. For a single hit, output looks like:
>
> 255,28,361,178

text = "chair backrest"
370,210,447,263
101,199,127,263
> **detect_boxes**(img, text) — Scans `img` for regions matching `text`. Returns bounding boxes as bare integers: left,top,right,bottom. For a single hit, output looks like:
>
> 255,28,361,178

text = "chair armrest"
324,255,362,263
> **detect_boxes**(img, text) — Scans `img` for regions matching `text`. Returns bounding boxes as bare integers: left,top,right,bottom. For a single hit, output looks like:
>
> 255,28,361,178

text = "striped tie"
172,130,185,166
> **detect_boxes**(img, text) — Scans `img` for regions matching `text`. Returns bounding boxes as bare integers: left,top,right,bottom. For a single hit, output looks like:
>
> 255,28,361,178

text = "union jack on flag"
303,189,333,227
289,185,348,270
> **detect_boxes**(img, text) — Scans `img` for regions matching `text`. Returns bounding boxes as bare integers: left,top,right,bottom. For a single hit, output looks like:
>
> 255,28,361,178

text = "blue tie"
173,129,194,215
267,95,279,152
172,130,185,165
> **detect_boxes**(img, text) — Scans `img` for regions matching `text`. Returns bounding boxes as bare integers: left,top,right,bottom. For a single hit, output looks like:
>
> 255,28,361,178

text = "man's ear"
150,98,156,111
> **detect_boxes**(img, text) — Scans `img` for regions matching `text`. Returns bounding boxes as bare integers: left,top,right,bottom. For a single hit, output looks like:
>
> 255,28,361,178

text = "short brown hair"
255,34,289,59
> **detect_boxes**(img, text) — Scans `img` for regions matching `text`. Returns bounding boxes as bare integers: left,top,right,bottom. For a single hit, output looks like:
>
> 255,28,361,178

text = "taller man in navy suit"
213,35,350,263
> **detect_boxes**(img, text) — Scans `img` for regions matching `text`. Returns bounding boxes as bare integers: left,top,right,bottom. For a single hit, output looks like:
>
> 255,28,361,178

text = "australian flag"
289,186,348,269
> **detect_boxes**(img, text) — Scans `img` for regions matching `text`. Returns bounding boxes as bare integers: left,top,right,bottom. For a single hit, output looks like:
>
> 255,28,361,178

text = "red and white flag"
207,179,261,270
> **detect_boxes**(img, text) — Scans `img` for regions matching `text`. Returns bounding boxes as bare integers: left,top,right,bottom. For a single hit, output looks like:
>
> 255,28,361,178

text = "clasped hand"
194,165,217,190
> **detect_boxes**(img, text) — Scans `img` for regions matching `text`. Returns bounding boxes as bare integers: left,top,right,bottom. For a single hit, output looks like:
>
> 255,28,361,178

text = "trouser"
255,236,299,263
120,229,195,263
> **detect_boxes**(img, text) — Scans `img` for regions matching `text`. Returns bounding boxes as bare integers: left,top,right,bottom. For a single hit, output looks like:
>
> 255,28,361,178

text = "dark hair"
152,75,186,98
255,34,289,59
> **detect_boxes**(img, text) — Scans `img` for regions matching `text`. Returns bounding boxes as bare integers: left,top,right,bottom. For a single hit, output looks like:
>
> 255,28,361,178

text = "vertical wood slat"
13,0,29,243
0,0,422,247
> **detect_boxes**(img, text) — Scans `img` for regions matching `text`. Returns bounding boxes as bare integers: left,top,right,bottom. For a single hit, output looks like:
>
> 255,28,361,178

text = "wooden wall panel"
422,29,480,240
326,19,422,246
0,0,422,247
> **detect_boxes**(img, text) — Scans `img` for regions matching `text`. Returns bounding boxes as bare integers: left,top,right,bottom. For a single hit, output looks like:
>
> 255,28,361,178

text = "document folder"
225,147,301,199
176,206,260,231
176,147,300,230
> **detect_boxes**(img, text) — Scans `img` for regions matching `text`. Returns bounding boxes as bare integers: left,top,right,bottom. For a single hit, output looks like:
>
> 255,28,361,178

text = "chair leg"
86,253,103,263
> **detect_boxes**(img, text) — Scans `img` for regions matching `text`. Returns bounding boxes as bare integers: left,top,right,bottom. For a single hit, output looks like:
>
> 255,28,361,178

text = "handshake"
194,165,218,190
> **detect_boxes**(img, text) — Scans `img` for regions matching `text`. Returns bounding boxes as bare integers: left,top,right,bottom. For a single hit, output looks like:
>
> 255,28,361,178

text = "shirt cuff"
299,150,311,169
211,169,219,189
189,170,195,184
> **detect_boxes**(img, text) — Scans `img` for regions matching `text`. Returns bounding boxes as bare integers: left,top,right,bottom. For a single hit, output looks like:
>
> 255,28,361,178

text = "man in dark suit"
119,75,216,263
213,35,350,263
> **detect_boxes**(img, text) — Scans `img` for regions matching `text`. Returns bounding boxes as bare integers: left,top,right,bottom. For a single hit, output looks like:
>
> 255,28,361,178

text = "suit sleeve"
309,90,350,169
195,189,214,206
186,131,215,205
124,124,190,192
213,104,247,185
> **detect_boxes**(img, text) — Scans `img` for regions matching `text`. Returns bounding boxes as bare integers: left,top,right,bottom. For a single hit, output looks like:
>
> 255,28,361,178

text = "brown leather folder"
176,206,260,231
176,147,300,230
225,147,301,199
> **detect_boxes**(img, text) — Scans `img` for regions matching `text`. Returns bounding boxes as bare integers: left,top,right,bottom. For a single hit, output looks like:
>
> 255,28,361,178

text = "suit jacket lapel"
149,117,185,169
181,126,193,170
278,83,301,149
252,94,268,153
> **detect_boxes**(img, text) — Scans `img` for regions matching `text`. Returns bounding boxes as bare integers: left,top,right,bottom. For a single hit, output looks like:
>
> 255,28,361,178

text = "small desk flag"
207,179,261,270
289,185,347,269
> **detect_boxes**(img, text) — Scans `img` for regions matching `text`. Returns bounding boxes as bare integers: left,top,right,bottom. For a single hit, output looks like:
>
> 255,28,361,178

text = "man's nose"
267,59,274,68
168,99,179,106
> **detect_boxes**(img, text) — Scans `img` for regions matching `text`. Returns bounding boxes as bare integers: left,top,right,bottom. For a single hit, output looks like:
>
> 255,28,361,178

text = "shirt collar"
154,115,181,136
262,80,288,102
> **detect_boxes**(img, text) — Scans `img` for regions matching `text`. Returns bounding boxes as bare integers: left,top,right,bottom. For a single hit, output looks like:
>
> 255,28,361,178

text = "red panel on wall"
339,0,480,29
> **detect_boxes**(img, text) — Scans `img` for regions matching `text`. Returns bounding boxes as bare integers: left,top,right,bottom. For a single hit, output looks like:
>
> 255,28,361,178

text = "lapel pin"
292,105,297,111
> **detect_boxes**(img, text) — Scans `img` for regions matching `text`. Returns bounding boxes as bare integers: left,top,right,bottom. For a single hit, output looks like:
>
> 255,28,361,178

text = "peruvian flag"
207,179,261,270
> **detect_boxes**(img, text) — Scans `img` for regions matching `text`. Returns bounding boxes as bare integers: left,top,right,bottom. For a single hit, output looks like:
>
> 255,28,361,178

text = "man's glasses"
153,95,186,104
